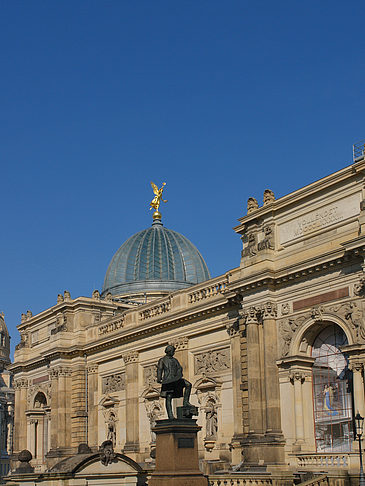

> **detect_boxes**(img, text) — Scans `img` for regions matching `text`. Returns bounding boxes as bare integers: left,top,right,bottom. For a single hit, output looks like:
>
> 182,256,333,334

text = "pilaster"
261,301,282,436
87,364,99,449
226,318,243,462
123,350,139,453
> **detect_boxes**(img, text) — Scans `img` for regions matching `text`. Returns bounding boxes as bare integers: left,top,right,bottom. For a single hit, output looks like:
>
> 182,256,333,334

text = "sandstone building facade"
7,156,365,484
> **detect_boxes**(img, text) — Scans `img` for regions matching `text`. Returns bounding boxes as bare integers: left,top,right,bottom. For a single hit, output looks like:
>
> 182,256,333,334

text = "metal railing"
353,140,365,162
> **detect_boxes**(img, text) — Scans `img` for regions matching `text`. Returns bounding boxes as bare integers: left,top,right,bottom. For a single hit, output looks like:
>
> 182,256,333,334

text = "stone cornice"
17,297,125,332
234,159,365,231
10,295,238,374
228,245,364,294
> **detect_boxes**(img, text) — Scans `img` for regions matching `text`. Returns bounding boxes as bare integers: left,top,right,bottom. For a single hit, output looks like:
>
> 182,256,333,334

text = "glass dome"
102,220,210,297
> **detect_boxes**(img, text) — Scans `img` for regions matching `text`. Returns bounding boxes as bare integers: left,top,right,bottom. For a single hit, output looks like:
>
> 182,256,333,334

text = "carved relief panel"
101,373,125,394
194,348,231,375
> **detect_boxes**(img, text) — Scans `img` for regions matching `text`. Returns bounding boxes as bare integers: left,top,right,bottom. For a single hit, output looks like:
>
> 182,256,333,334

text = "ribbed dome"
102,220,210,297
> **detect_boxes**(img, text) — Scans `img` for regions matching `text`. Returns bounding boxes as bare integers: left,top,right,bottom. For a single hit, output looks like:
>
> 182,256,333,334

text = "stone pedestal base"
149,418,208,486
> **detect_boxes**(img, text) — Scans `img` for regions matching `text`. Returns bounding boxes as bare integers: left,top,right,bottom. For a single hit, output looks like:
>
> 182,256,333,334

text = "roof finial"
149,181,167,221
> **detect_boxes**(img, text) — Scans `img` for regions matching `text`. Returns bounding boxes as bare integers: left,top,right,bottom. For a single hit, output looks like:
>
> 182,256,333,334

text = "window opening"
312,324,353,452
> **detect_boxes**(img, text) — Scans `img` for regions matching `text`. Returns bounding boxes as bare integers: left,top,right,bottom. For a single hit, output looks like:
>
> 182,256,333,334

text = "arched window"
312,324,353,452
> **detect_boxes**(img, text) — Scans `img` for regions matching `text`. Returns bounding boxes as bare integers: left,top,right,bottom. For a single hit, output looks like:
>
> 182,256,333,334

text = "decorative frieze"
98,317,124,335
102,373,125,394
194,348,231,375
139,298,171,321
123,350,139,364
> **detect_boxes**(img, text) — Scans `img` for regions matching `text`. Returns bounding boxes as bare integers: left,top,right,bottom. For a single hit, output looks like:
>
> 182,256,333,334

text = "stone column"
123,351,139,453
262,302,282,435
245,306,265,435
349,361,365,417
226,318,243,462
87,364,99,449
13,378,28,453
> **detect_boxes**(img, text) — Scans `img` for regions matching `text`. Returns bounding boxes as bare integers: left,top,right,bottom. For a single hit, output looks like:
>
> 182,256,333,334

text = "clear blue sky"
1,1,365,357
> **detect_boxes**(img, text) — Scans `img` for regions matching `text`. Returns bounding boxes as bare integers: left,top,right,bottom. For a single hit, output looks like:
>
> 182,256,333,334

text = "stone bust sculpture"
157,345,193,420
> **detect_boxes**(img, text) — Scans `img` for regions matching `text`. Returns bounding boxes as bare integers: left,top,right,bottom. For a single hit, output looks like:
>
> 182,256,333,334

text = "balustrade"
188,279,227,304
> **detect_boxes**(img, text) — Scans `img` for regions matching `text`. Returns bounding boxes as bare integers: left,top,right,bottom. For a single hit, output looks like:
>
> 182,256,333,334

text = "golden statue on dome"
150,182,167,220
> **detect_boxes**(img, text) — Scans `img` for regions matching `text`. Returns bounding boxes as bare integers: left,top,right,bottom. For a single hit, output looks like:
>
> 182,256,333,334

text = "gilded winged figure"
150,182,167,211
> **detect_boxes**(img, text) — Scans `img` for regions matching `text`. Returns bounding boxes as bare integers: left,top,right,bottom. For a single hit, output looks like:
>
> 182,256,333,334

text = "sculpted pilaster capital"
349,361,364,373
123,350,139,364
169,336,189,351
289,370,306,383
88,364,99,374
226,320,240,337
242,306,260,324
58,366,72,377
14,378,29,389
261,301,277,319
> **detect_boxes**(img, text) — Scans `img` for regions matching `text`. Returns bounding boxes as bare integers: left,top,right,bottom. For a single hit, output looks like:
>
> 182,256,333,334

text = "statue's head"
165,345,175,356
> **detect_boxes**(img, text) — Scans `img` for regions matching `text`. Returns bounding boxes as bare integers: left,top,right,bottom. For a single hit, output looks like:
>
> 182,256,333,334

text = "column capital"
88,364,99,374
14,378,29,389
241,306,260,324
169,336,189,351
349,361,364,373
289,370,306,383
123,350,139,364
261,301,277,319
226,320,240,337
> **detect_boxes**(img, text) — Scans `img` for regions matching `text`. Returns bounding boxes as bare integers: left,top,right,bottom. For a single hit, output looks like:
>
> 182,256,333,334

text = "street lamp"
355,413,365,486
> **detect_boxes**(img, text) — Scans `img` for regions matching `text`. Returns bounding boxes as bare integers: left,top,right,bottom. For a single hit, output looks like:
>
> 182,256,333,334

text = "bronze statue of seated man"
157,345,195,420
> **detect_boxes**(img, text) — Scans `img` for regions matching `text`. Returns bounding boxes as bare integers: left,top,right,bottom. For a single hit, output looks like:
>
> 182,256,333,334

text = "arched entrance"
311,324,354,452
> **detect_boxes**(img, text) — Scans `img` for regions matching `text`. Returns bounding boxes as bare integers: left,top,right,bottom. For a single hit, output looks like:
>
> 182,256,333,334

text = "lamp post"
355,413,365,486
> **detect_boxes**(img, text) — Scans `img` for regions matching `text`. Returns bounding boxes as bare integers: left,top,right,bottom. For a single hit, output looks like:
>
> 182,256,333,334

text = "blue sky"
1,1,365,357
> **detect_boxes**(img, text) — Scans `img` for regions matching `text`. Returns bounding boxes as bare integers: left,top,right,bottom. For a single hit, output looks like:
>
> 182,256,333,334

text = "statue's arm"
157,358,163,383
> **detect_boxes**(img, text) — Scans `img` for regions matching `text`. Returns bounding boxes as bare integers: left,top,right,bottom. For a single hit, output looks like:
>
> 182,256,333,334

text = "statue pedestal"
149,417,208,486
